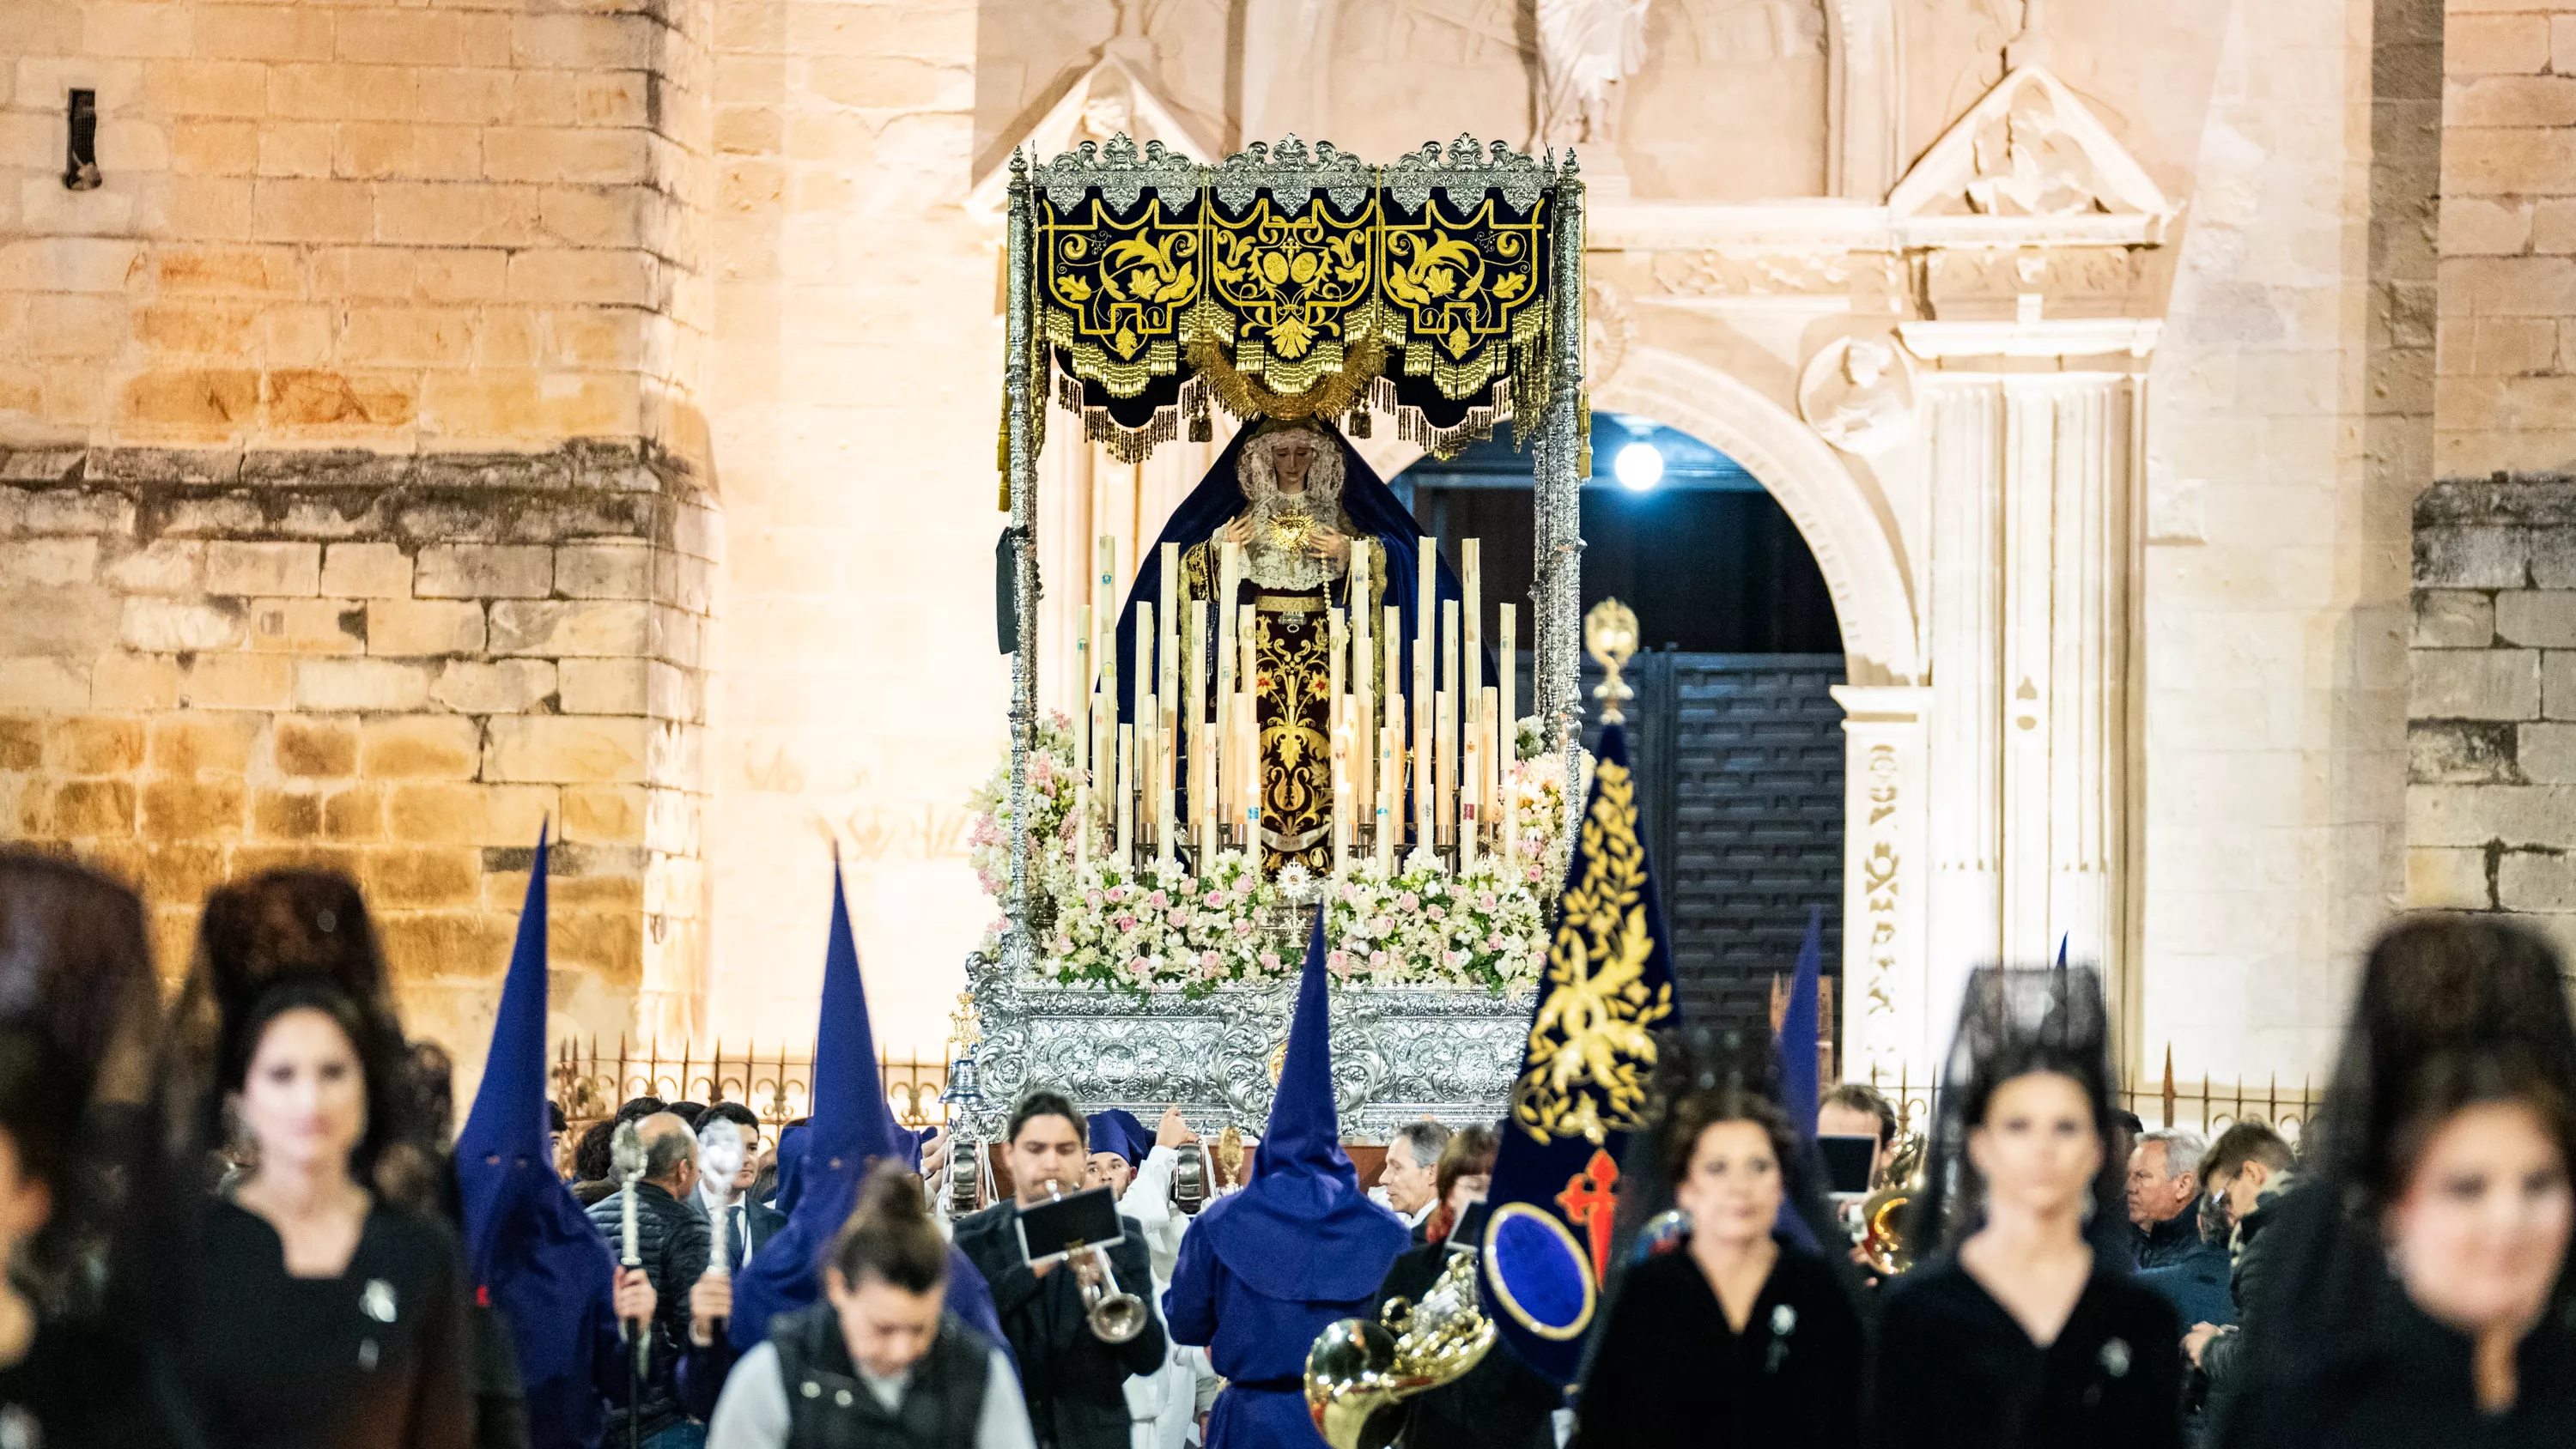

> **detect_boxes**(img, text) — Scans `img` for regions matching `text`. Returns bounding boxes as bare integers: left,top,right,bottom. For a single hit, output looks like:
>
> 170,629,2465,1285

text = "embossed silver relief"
964,950,1532,1139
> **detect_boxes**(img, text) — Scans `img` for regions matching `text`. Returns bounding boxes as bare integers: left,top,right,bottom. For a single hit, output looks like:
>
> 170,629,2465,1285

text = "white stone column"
1910,327,2148,1056
1922,377,2003,1046
1832,684,1930,1081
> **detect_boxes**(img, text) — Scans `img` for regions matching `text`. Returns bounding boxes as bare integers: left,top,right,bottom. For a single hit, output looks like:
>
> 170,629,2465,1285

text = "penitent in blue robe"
1162,912,1412,1448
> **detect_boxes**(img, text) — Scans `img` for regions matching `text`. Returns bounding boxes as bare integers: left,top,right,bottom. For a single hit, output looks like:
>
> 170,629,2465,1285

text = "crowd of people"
0,843,2567,1449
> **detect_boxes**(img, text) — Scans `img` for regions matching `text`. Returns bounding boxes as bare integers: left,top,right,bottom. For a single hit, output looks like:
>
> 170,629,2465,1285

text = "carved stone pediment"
969,55,1223,221
1887,65,2178,246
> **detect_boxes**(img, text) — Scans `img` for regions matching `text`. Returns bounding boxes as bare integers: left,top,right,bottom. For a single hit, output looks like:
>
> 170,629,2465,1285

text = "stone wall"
0,0,711,457
2406,476,2576,953
0,440,714,1071
2436,0,2576,477
2136,0,2421,1076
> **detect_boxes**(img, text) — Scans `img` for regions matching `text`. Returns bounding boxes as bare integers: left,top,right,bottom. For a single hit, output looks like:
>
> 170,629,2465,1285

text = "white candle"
1188,598,1210,862
1214,543,1242,839
1116,723,1134,864
1376,716,1398,872
1136,604,1156,852
1239,603,1260,842
1500,604,1517,869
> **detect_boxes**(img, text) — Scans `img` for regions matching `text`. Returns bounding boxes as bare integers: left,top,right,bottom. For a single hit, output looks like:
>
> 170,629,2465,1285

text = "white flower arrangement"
966,711,1083,952
1045,851,1280,997
1321,852,1547,991
971,713,1584,996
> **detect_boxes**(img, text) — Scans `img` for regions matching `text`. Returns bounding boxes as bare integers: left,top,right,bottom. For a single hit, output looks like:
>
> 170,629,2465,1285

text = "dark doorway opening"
1398,415,1848,1043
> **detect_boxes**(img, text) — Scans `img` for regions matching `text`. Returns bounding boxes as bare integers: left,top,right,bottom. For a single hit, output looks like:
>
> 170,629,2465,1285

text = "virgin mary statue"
1113,417,1463,876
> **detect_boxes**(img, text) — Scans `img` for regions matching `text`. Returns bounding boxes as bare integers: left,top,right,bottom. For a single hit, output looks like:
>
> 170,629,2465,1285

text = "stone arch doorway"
1394,393,1874,1044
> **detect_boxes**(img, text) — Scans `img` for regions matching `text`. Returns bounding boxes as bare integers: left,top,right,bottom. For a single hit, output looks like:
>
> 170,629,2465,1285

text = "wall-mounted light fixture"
64,90,100,191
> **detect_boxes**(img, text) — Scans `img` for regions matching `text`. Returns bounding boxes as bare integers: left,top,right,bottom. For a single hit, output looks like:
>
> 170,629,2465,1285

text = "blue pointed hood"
1781,905,1823,1138
1196,907,1409,1302
455,831,618,1449
732,860,1002,1352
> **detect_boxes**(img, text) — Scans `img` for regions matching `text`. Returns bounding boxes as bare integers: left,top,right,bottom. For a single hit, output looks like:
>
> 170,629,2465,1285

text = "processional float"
949,133,1592,1149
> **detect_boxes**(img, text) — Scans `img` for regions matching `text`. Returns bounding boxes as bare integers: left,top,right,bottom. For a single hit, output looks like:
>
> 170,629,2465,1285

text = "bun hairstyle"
0,853,166,1313
1660,1086,1798,1188
154,870,413,1187
831,1160,949,1296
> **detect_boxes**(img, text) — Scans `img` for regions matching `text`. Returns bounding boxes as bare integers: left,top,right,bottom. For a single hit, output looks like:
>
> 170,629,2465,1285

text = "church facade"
0,0,2562,1095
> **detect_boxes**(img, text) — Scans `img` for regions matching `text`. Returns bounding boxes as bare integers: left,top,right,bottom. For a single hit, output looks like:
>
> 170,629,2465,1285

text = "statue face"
1272,434,1316,494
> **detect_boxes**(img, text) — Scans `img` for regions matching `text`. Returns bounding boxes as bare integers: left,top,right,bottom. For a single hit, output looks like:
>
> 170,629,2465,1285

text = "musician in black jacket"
586,1111,714,1447
951,1093,1167,1449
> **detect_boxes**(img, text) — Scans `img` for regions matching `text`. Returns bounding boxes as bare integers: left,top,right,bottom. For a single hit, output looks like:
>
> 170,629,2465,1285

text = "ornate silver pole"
1005,150,1041,984
1542,154,1587,825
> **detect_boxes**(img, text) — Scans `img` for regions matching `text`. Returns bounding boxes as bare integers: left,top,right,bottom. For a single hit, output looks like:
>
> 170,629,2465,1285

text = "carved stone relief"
1798,335,1920,456
1586,277,1637,389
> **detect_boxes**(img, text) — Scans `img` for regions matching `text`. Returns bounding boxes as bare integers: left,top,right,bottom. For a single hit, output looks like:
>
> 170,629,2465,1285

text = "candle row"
1072,533,1522,880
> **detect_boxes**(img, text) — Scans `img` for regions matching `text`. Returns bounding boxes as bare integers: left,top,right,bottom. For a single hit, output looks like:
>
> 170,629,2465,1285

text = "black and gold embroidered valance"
1025,135,1573,462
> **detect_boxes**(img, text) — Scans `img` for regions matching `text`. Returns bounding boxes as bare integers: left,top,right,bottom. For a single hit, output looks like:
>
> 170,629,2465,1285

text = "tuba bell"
1854,1131,1926,1277
1304,1252,1495,1449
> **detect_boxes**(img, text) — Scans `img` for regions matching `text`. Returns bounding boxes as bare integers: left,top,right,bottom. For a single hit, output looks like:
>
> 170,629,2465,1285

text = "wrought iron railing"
552,1037,952,1141
1860,1052,2320,1149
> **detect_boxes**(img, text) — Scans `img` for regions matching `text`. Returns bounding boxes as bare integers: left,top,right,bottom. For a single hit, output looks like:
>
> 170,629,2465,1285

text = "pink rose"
1203,888,1227,908
1234,919,1255,937
1168,908,1189,927
1478,891,1498,912
1369,949,1389,969
1176,876,1199,894
1259,951,1281,971
1128,956,1152,979
1086,891,1106,909
1427,905,1446,921
1147,890,1169,909
1115,914,1137,933
1444,949,1466,968
1107,886,1128,903
1397,892,1419,913
1200,950,1222,970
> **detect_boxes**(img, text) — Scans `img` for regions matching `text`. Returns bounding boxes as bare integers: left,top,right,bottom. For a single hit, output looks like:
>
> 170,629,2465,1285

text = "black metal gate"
1562,652,1846,1037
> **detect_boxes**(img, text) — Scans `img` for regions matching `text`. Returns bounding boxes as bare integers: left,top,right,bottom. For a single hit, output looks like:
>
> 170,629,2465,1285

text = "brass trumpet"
1074,1246,1147,1343
1304,1253,1495,1449
1037,1182,1148,1343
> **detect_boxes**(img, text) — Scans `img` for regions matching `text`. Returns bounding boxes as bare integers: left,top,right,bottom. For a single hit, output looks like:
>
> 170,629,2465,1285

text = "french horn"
1304,1252,1495,1449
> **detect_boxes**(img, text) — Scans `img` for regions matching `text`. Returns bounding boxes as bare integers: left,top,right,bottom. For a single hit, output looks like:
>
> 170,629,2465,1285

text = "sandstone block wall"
2406,476,2576,954
2438,0,2576,476
0,0,711,458
0,440,714,1067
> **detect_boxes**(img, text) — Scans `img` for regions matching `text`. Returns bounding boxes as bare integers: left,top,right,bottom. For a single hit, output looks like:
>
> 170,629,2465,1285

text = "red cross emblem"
1554,1148,1620,1285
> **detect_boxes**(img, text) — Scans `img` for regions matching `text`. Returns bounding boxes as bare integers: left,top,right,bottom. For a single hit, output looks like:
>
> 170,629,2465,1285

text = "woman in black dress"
2216,917,2576,1449
148,872,477,1449
1576,1028,1866,1449
0,853,193,1449
1868,966,2181,1449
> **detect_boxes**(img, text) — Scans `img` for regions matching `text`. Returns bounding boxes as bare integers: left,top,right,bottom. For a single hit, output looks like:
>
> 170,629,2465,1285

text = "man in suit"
697,1101,783,1273
954,1089,1170,1449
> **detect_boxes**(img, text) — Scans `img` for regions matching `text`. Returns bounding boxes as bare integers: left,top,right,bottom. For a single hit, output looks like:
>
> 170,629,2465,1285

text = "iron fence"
1859,1052,2320,1153
552,1038,952,1145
